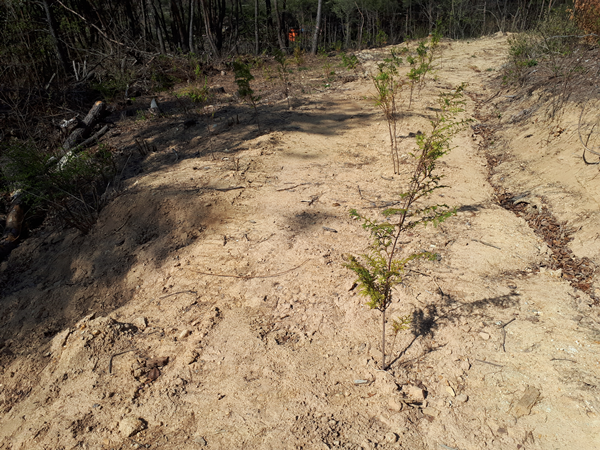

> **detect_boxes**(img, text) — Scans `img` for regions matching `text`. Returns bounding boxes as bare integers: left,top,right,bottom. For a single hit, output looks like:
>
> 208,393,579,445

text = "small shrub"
373,49,405,174
322,61,336,82
341,53,359,70
376,29,388,47
274,50,292,108
136,110,150,122
574,0,600,38
293,47,305,66
92,76,131,101
406,32,440,109
177,77,212,103
504,33,540,85
233,58,260,130
0,140,115,233
151,71,177,91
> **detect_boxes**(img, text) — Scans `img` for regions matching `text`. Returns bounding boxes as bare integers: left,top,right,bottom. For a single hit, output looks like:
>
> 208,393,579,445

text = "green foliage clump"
293,47,305,66
504,33,540,85
406,31,440,109
0,141,115,233
376,29,388,47
92,75,132,102
504,7,584,86
341,52,359,70
322,59,336,84
345,85,469,370
177,77,212,103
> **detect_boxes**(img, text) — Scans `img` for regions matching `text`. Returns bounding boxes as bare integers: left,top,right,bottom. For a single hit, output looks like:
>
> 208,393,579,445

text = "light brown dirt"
1,34,599,450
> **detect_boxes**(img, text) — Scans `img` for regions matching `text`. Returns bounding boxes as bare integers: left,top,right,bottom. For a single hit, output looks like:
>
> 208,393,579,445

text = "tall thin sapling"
345,85,469,370
373,49,404,175
233,59,261,131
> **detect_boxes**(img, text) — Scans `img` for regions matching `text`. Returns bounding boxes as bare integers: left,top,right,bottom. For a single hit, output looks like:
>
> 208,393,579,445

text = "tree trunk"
199,0,219,56
148,0,167,53
170,0,188,51
255,0,259,54
156,0,172,51
188,0,195,52
357,4,364,50
41,0,69,74
141,0,148,50
272,0,287,53
311,0,323,54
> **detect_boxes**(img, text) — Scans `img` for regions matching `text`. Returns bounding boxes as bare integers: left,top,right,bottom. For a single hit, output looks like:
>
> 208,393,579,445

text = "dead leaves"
147,367,160,382
144,356,169,383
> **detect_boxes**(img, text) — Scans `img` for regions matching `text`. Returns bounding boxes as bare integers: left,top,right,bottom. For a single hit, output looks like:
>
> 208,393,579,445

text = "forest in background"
0,0,588,95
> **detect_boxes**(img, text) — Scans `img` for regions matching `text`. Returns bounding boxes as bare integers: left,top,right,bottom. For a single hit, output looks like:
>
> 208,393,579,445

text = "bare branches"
55,0,126,49
578,103,600,165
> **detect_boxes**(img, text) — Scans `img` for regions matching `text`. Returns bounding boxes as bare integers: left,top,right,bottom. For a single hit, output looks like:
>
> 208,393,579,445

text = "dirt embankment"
1,34,599,450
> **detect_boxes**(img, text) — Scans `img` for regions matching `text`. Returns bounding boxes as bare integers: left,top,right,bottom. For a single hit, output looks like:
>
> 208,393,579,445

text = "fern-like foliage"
345,84,470,370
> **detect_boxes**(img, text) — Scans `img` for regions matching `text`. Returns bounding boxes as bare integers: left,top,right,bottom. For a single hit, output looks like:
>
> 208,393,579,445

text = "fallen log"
76,124,109,151
62,100,106,152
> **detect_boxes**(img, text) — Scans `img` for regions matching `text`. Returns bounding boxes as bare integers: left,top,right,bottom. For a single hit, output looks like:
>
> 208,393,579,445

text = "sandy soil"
1,34,599,450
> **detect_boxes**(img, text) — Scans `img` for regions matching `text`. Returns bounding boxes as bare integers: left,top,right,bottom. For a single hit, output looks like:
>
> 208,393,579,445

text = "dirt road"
1,34,599,450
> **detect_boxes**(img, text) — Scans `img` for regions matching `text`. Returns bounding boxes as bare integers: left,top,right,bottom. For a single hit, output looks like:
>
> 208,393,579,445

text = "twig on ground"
500,318,516,352
408,269,431,277
578,103,600,164
301,195,320,205
109,349,136,374
155,290,198,300
551,358,577,363
471,239,501,250
201,186,245,192
439,444,459,450
276,183,311,191
482,90,502,104
187,259,311,280
115,212,132,232
474,359,503,367
431,276,445,297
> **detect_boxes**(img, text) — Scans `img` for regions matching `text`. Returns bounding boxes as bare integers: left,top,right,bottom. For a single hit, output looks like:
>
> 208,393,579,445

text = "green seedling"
345,85,469,371
405,31,441,109
373,48,404,174
341,53,359,70
274,49,292,108
233,58,261,131
293,47,305,66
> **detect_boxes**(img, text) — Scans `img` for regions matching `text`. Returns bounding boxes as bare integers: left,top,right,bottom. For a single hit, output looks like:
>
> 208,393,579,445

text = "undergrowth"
0,141,115,234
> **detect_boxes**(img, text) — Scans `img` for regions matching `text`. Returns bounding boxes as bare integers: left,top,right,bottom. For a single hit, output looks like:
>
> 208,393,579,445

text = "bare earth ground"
1,34,599,450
